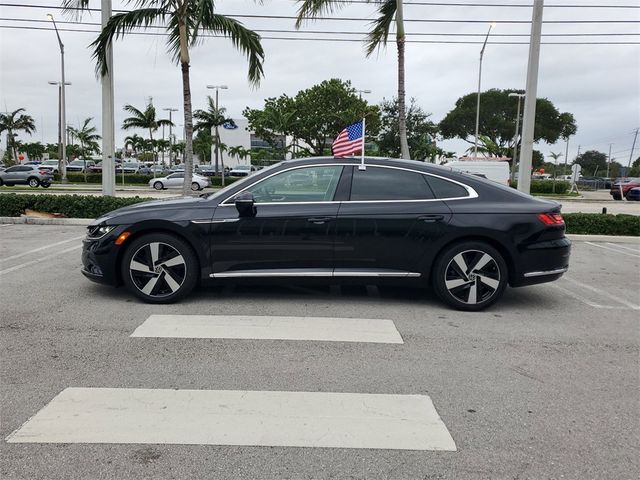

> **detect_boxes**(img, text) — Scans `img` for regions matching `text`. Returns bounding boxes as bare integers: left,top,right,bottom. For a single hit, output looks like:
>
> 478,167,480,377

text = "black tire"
153,181,164,190
28,177,40,188
0,178,4,186
121,233,199,304
191,182,201,191
432,241,508,311
41,183,51,188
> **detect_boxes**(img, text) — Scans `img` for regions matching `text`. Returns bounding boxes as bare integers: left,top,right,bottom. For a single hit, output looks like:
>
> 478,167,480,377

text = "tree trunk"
396,0,410,160
181,60,195,196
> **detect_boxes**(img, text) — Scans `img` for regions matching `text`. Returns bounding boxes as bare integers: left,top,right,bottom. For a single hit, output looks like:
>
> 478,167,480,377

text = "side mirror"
234,191,256,217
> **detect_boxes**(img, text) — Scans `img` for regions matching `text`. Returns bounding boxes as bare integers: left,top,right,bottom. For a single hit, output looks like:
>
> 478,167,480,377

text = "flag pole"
359,117,366,170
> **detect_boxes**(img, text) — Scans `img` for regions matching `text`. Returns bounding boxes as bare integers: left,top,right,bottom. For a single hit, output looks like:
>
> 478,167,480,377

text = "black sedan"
81,157,571,310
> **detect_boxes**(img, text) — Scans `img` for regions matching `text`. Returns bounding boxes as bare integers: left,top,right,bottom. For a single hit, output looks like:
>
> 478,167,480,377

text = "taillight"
537,213,565,226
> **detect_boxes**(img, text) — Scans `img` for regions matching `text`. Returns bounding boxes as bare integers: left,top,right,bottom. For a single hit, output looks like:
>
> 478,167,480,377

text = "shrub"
0,193,153,218
511,180,570,194
563,213,639,236
53,173,154,184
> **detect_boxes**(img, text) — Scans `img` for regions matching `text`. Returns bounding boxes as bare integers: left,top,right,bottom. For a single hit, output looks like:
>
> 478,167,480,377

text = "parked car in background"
626,187,640,201
116,161,142,174
443,161,510,185
195,164,218,177
38,159,62,174
66,159,96,173
610,177,640,200
170,164,185,173
229,165,256,177
140,165,170,176
0,165,53,187
149,172,209,191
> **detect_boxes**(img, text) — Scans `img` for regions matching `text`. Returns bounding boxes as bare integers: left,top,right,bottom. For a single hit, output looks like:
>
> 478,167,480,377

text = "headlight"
87,225,115,239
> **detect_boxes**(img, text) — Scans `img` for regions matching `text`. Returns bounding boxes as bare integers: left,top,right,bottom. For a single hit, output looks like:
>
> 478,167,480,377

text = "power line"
2,24,639,45
291,0,640,7
1,3,639,24
3,17,638,37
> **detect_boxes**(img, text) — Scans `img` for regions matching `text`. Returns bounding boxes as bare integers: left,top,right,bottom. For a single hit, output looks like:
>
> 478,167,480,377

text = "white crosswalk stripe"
131,314,404,344
6,387,456,451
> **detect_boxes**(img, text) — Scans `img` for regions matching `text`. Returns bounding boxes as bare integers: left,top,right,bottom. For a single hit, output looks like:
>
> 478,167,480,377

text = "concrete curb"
0,217,93,226
567,234,639,244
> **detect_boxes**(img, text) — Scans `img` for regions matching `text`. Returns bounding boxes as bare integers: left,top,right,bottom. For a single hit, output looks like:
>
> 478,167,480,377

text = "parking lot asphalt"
0,224,638,479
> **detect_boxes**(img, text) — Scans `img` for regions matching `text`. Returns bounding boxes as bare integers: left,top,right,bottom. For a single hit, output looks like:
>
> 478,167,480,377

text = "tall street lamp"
163,107,178,166
48,81,71,173
47,14,68,182
508,92,525,182
206,85,228,175
356,89,372,99
474,22,496,160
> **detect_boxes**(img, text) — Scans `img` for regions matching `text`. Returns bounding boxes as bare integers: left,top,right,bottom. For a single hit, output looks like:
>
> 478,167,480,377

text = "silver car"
0,165,53,188
149,172,209,191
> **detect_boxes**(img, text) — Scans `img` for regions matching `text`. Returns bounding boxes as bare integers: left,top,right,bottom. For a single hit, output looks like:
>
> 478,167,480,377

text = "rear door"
334,165,452,276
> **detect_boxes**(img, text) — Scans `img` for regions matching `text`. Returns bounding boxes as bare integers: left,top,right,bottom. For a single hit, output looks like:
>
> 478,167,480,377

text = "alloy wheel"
129,242,187,298
444,249,501,305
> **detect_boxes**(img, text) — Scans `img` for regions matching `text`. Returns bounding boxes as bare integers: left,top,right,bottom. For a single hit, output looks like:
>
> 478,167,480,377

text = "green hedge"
0,193,153,218
563,213,639,236
511,180,570,194
1,193,638,236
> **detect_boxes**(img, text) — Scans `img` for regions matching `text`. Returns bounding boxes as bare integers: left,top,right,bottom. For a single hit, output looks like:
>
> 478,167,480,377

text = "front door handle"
418,214,445,223
307,217,333,225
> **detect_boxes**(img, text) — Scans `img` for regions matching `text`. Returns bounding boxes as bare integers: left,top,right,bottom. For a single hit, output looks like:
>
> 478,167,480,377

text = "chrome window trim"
219,162,478,206
523,267,568,278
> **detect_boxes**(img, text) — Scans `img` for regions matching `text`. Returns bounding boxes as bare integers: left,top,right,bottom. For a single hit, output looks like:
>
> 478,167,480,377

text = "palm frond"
295,0,350,28
365,0,396,57
91,8,167,76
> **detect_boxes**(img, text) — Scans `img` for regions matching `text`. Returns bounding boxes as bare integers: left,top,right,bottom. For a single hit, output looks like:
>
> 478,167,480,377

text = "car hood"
92,196,207,226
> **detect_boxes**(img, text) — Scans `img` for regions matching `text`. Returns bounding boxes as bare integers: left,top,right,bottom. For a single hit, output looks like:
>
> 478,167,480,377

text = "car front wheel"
432,241,508,311
28,177,40,188
153,181,164,190
121,233,198,304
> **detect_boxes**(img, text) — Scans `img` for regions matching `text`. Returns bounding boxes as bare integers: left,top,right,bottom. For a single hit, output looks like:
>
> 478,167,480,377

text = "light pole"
163,108,178,166
474,22,496,160
356,89,372,99
508,92,525,182
206,85,228,176
48,81,71,173
47,14,67,182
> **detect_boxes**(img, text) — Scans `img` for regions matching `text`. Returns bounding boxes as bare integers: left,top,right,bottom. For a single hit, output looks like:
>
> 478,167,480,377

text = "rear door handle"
418,214,445,223
307,217,333,225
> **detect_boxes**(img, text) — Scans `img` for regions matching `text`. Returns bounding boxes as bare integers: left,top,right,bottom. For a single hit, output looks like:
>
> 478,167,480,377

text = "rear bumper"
511,237,571,287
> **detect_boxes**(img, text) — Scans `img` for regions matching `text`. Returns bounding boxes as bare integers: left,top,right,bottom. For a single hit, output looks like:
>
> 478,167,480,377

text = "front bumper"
81,232,124,287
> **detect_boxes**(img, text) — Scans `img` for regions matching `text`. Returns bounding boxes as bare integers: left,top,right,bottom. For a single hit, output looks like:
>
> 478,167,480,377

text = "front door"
334,165,452,276
210,165,345,276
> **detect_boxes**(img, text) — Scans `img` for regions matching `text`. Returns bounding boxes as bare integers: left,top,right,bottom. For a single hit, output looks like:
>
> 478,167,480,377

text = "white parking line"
6,387,456,451
131,315,404,344
551,284,628,310
563,277,640,310
0,235,84,263
605,242,640,253
0,244,81,276
585,242,640,259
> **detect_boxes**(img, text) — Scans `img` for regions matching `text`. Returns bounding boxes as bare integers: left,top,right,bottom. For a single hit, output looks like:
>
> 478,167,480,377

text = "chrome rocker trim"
210,269,421,279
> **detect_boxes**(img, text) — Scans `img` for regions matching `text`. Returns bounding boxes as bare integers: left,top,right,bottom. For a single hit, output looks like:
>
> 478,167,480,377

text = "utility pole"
517,0,544,194
101,0,116,196
563,138,570,177
627,128,639,174
606,143,613,178
48,14,68,183
508,92,525,182
474,22,496,160
163,108,178,166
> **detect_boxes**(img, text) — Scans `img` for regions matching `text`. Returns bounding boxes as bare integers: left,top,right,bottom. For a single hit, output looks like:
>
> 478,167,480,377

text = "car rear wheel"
0,178,3,186
121,233,198,304
41,183,51,188
191,182,201,191
153,181,164,190
432,241,508,311
28,177,40,188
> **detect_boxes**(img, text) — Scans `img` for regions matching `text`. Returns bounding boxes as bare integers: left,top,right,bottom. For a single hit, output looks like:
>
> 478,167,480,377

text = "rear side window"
350,167,434,201
425,175,470,199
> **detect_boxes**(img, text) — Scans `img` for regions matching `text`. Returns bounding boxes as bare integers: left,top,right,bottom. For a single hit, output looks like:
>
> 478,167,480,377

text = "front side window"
5,166,20,173
244,165,343,203
350,167,434,201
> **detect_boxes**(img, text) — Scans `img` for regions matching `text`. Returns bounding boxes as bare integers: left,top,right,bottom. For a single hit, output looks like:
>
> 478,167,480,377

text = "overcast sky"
1,0,639,164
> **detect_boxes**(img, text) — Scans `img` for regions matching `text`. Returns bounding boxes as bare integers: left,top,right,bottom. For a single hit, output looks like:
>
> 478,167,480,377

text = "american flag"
332,120,364,158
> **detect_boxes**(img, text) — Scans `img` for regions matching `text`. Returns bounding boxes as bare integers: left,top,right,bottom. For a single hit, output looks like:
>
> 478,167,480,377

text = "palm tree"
67,117,102,181
296,0,410,159
65,0,265,196
549,151,563,193
122,102,173,162
124,134,145,157
228,145,247,164
194,95,232,173
0,108,36,165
